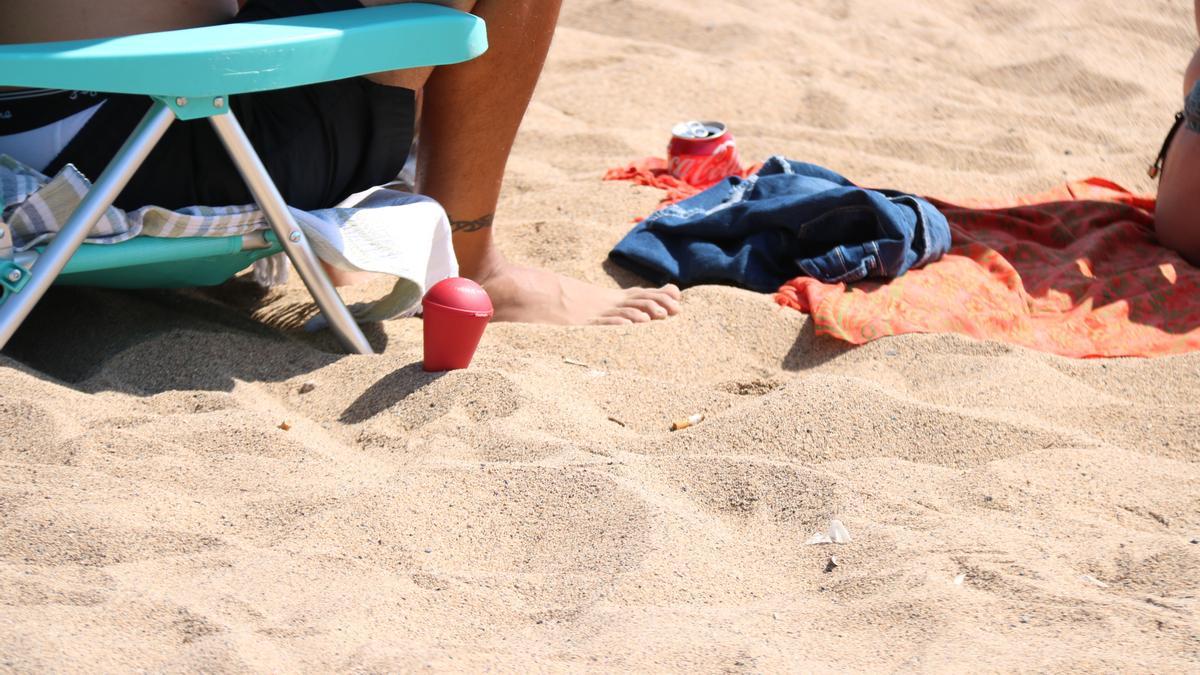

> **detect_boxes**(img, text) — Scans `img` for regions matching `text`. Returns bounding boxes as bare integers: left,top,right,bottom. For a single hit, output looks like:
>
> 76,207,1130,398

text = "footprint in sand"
1100,10,1195,48
655,457,849,526
562,1,755,54
556,55,625,73
968,0,1038,33
718,378,783,396
798,88,851,131
1086,546,1198,599
670,377,1088,467
823,0,852,21
148,390,238,415
7,577,108,608
0,398,62,461
0,516,223,567
167,606,225,645
974,54,1142,106
390,370,523,431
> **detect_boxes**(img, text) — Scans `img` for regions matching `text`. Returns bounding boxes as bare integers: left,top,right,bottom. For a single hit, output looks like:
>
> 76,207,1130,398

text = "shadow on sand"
1,284,389,395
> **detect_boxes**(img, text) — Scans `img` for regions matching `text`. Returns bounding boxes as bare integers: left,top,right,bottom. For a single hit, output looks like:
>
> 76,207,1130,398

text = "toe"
630,288,682,316
593,315,634,326
655,292,683,316
626,297,669,320
609,306,654,323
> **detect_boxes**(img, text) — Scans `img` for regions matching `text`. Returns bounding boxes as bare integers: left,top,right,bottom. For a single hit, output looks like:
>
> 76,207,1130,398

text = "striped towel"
0,155,457,322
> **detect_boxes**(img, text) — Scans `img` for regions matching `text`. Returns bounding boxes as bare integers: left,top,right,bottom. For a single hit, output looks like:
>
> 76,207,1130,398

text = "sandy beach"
2,0,1199,670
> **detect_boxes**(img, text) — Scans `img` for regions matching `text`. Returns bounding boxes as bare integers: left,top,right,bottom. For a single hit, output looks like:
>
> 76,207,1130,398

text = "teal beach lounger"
0,4,487,354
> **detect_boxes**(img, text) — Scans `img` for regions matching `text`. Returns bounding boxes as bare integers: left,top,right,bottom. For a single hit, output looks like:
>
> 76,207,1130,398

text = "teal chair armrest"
0,4,487,97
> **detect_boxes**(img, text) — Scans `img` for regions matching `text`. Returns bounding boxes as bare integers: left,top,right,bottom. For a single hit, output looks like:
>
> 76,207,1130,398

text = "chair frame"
0,99,378,353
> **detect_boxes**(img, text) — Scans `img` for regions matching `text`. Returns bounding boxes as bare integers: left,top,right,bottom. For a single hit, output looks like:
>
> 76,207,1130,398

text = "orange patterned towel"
607,158,1200,358
778,179,1200,358
603,156,759,208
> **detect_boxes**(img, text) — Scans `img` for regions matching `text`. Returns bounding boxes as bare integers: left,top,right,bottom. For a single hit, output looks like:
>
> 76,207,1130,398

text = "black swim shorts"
40,0,416,212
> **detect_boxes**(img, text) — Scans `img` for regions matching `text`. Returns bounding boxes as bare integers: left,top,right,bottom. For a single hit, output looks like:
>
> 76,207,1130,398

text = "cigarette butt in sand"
278,421,291,431
670,413,705,431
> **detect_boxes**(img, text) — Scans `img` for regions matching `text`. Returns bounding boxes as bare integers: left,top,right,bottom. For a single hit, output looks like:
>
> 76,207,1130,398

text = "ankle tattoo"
451,213,495,233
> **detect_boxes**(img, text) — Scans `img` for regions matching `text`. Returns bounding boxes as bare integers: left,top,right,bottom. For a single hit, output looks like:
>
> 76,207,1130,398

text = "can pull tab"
685,121,711,138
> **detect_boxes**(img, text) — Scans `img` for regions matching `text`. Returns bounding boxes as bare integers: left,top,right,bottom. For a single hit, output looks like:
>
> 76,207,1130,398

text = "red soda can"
667,120,742,187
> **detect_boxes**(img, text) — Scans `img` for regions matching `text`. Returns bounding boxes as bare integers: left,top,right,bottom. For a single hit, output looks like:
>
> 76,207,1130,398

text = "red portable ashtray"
421,277,493,372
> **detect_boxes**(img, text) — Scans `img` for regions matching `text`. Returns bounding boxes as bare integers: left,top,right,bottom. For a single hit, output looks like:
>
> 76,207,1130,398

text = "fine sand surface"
2,0,1199,671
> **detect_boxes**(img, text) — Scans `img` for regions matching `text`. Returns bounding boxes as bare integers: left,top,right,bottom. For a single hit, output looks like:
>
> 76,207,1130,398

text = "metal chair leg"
0,101,176,350
209,111,374,355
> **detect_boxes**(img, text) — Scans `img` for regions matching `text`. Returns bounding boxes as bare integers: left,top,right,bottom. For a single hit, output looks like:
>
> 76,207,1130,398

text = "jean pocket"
798,252,872,284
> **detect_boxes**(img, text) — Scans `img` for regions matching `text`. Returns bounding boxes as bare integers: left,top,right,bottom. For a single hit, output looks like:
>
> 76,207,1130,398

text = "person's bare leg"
1155,45,1200,266
415,0,682,324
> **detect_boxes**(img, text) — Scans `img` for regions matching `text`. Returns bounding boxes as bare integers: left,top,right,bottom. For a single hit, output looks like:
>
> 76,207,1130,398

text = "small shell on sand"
829,519,852,544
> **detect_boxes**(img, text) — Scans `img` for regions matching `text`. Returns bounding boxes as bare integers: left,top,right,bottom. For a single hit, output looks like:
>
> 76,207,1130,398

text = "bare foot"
474,263,682,325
